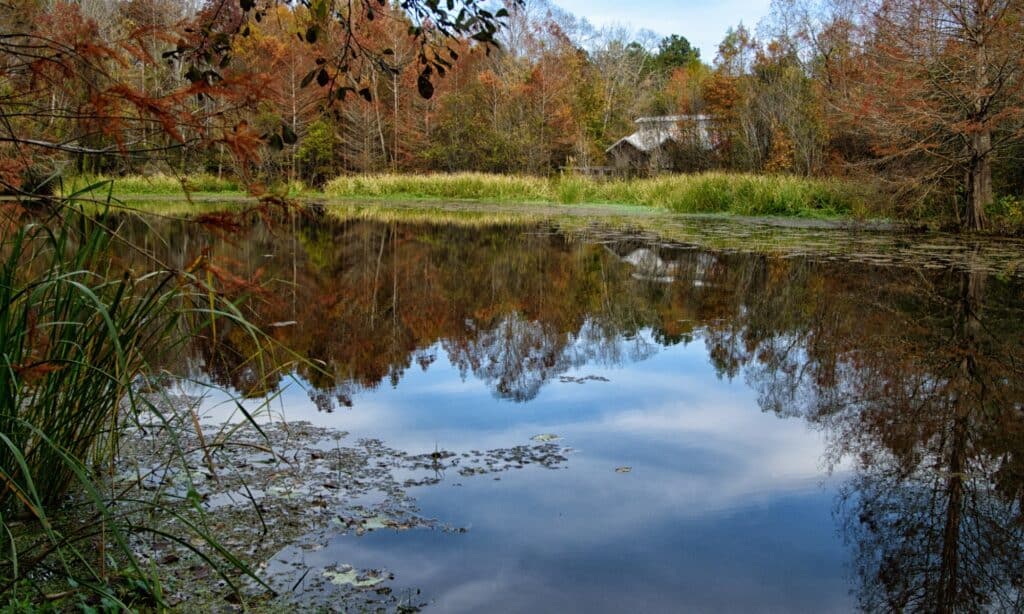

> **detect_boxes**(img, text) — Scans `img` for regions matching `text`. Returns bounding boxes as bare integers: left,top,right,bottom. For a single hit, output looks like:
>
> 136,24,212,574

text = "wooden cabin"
605,115,714,175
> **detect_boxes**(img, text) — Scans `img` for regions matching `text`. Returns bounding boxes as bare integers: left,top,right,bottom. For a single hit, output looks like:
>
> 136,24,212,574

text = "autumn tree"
704,24,764,169
0,0,514,194
839,0,1024,229
590,28,661,143
0,0,257,191
230,5,325,181
421,2,606,173
753,41,828,174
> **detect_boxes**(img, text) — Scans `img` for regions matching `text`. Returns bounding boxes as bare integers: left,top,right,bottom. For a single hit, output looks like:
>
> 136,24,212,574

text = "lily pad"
530,433,561,442
333,514,416,535
361,516,392,531
323,565,387,588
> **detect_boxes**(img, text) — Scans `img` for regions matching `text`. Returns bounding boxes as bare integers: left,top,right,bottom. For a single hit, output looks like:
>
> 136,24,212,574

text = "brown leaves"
106,84,189,145
218,120,264,170
193,255,269,302
12,362,67,384
11,307,64,385
193,212,245,236
4,0,273,172
0,156,30,192
0,203,27,237
702,73,740,118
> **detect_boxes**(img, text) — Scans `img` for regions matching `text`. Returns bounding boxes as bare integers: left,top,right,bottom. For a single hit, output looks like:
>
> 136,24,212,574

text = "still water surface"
122,209,1024,612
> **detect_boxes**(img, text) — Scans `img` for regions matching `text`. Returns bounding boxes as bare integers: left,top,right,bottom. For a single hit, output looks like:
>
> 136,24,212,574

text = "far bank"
58,171,1024,232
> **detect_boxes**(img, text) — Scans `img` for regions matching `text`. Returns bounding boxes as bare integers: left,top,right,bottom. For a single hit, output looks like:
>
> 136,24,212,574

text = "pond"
113,206,1024,612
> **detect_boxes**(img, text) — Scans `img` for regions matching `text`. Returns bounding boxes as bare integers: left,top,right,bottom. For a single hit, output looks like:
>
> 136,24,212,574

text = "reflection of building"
606,240,717,286
622,248,678,283
605,115,714,175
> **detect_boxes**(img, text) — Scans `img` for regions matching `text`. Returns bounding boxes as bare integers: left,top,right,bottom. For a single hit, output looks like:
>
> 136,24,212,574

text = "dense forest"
3,0,1024,228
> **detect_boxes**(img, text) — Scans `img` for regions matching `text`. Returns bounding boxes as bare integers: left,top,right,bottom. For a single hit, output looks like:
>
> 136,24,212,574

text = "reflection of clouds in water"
180,318,859,611
458,417,842,548
315,534,572,613
186,325,856,609
194,339,846,536
187,346,843,544
431,575,543,613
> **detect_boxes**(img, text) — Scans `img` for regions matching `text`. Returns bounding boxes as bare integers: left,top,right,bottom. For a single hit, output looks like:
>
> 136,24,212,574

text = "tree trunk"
966,131,991,231
937,412,965,612
965,9,992,232
935,262,983,609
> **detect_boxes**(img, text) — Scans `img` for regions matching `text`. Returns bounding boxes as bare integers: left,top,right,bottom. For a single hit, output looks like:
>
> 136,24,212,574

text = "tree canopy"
2,0,1023,229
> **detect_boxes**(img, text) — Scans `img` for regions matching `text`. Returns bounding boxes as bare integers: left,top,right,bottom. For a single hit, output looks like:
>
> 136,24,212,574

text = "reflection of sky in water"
193,329,853,611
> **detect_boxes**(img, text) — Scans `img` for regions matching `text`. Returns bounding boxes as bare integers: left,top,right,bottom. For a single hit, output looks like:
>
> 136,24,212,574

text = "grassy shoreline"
323,172,868,218
63,171,870,219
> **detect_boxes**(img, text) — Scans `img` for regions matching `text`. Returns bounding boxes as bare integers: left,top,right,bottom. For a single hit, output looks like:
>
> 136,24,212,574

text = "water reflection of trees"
838,271,1024,612
118,213,1024,608
116,215,676,404
703,256,1024,611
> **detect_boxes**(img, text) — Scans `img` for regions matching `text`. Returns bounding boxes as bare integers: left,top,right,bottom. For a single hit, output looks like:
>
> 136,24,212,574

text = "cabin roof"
606,114,714,154
605,131,677,154
634,114,712,124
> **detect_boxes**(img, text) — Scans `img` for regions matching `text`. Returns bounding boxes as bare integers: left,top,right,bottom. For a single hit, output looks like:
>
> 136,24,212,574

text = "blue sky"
554,0,772,60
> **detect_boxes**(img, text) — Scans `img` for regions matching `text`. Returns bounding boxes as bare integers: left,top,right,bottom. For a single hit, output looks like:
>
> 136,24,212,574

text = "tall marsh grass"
324,173,555,202
63,173,243,196
0,213,184,506
323,172,867,217
0,193,277,608
61,172,868,218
